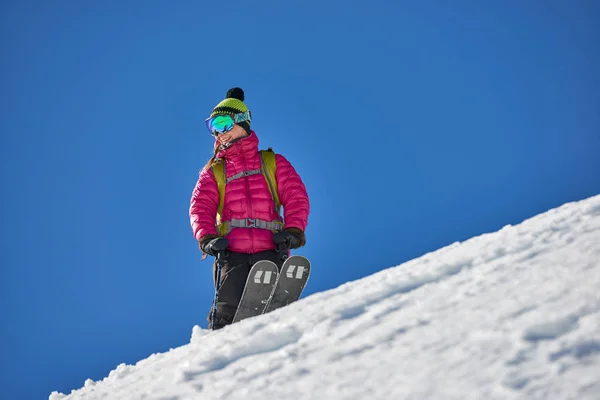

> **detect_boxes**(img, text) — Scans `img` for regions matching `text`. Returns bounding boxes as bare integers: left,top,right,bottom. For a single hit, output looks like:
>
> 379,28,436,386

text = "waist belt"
219,218,284,235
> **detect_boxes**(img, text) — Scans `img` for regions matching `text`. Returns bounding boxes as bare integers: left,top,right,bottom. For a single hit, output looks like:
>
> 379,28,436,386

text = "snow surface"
51,195,600,400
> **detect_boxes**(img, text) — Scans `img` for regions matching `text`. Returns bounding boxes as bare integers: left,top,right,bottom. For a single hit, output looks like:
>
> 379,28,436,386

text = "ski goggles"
205,111,252,135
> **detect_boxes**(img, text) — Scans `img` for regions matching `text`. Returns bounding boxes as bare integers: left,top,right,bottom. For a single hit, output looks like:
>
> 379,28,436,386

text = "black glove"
200,237,229,256
273,228,304,250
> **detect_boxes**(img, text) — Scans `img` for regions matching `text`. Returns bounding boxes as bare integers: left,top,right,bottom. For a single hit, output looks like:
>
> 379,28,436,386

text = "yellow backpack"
211,148,281,236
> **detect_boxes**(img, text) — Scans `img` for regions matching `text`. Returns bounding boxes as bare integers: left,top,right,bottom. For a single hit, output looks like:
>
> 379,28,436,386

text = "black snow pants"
208,249,284,330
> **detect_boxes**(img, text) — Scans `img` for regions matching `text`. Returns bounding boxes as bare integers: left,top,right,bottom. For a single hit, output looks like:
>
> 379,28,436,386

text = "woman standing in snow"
190,87,310,330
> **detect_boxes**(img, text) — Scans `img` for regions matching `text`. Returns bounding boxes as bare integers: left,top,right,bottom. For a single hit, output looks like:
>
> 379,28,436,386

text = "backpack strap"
259,148,281,217
211,160,227,236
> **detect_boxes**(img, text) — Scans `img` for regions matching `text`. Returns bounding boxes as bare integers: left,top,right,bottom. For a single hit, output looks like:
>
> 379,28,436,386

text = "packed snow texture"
51,195,600,400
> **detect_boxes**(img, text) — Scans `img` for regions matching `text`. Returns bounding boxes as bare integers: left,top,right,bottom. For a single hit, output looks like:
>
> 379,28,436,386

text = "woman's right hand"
200,237,229,256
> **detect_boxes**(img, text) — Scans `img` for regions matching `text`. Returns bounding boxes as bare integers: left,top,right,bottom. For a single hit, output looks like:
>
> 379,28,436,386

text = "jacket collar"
216,130,260,161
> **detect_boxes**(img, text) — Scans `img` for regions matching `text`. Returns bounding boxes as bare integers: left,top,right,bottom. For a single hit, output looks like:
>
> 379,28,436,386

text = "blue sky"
1,1,598,399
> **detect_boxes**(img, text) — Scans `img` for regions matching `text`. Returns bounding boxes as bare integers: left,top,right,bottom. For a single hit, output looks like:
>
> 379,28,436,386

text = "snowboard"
232,260,279,323
264,255,311,314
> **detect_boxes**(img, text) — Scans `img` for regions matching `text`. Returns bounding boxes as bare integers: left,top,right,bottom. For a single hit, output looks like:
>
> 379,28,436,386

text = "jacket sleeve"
189,167,219,241
275,154,309,231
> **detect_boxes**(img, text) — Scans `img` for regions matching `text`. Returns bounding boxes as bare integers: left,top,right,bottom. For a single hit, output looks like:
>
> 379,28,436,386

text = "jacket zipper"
241,146,255,253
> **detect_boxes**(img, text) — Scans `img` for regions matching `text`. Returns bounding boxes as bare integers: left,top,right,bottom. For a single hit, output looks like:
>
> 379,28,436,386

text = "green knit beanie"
210,87,251,133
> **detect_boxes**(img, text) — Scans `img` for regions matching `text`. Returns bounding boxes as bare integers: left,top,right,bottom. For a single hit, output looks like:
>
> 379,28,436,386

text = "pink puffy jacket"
190,131,309,254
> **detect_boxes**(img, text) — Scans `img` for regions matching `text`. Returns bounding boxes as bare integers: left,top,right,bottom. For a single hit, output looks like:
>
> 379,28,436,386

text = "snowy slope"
51,195,600,400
